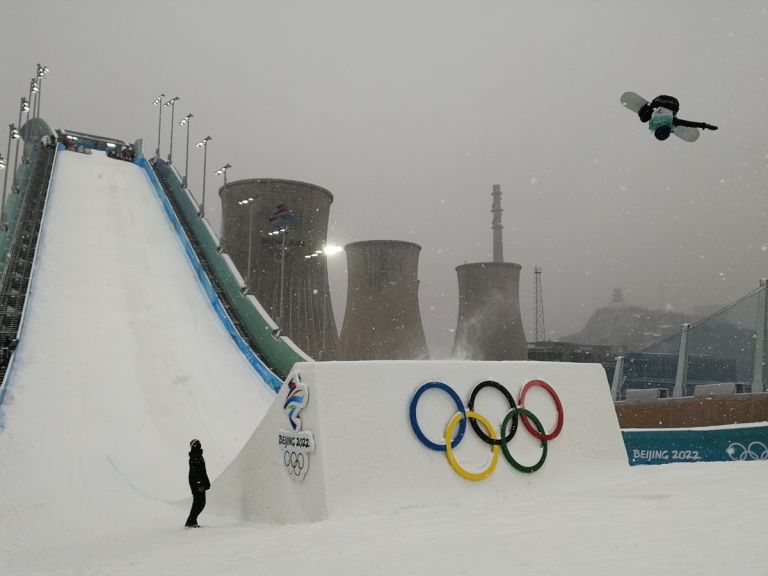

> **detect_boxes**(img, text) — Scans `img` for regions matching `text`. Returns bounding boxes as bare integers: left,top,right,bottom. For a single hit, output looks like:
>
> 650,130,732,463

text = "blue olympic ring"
408,381,466,451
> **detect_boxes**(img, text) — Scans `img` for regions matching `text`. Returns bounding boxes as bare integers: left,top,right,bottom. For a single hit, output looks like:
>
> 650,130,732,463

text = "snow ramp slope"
210,360,629,523
0,150,275,542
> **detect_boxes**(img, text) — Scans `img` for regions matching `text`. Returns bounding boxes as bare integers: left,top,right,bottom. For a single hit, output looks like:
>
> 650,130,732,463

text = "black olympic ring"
467,380,518,445
409,379,564,475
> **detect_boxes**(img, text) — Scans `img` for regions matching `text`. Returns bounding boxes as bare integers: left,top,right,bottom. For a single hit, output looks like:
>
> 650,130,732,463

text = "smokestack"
337,240,429,360
452,184,527,359
492,184,503,263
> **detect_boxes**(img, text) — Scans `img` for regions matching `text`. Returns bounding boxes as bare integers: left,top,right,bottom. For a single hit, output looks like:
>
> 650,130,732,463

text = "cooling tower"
452,184,527,359
219,179,338,360
453,262,527,359
337,240,429,360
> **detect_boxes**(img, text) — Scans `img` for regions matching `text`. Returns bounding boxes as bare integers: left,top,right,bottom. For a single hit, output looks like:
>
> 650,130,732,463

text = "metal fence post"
610,356,624,401
751,279,768,394
673,323,690,398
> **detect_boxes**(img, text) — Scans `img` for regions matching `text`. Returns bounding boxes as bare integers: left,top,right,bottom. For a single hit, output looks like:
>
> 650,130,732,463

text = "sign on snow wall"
622,423,768,465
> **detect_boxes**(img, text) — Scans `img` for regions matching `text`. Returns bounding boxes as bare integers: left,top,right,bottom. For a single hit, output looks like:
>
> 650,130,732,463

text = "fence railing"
612,280,768,400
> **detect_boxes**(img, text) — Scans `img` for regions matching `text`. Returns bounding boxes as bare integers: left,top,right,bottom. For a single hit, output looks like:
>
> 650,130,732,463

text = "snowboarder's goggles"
648,115,674,131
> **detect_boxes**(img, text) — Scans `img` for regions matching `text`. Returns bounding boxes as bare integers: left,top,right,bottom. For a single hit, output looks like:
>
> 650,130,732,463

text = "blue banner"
622,423,768,465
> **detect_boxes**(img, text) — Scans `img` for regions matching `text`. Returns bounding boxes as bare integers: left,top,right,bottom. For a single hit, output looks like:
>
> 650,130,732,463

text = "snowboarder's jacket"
637,95,716,130
188,444,211,492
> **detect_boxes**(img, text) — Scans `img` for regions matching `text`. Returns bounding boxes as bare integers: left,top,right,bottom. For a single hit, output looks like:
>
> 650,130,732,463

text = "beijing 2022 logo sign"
409,379,564,481
278,373,315,481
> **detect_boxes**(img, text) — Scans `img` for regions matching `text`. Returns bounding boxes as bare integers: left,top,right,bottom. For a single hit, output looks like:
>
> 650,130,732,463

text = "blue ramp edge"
622,423,768,465
136,157,282,393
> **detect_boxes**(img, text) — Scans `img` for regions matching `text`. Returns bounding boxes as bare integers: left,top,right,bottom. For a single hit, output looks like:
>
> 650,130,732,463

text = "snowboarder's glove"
704,124,718,130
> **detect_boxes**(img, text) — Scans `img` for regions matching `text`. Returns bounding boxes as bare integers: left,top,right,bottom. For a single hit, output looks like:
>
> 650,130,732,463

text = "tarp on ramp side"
209,361,628,523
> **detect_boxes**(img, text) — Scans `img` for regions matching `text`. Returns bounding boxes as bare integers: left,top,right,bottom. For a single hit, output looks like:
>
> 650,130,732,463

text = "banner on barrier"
622,423,768,465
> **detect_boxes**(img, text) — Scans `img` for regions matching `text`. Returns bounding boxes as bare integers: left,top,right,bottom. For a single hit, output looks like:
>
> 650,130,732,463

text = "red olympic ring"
518,379,564,441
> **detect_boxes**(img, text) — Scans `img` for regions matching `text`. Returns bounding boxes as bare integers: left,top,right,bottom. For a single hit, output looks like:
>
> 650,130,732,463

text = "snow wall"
209,360,628,523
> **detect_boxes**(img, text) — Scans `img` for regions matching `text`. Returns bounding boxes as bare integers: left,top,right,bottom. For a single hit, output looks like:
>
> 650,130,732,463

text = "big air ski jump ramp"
1,146,629,526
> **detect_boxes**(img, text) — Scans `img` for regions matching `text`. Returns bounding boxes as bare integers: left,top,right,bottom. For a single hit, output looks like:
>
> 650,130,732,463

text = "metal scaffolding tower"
534,266,546,342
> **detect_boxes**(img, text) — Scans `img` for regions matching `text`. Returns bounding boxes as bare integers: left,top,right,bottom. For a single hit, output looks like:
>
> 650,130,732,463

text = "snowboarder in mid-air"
621,92,718,142
185,439,210,528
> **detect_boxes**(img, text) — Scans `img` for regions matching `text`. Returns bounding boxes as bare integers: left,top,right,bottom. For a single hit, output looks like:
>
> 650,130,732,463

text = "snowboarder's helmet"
190,439,201,449
653,126,672,141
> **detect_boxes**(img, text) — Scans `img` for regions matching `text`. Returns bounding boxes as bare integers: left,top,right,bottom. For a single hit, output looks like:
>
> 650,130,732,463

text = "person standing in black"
185,439,210,528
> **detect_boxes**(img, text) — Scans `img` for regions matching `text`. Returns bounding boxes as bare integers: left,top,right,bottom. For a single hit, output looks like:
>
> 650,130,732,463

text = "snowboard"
620,91,700,143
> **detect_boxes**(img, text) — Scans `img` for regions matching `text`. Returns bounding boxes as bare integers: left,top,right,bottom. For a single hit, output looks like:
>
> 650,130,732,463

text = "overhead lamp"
323,245,343,255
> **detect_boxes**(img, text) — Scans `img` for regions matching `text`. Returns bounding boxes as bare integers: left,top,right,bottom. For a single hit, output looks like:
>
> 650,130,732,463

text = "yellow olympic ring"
444,410,499,481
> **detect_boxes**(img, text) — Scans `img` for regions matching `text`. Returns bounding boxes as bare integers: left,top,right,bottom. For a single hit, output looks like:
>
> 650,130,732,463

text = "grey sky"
2,1,767,357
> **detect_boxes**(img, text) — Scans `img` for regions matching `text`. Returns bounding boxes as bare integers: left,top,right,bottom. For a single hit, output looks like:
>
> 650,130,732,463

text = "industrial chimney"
452,185,527,359
337,240,429,360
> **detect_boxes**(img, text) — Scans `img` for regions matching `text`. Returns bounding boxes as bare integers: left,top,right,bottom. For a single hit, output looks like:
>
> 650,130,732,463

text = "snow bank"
210,360,628,522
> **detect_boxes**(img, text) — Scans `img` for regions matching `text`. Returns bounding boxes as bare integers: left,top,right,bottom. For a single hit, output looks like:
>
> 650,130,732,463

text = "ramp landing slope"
0,150,275,549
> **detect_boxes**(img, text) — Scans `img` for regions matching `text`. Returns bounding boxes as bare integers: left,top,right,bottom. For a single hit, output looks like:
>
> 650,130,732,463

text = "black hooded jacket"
638,95,715,129
188,445,211,492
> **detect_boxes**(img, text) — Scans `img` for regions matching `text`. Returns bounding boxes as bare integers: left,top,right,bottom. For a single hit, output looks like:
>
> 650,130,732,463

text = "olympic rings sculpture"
409,379,564,481
283,450,307,476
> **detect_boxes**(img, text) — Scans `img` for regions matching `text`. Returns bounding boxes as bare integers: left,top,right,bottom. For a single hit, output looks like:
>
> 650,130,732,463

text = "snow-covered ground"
0,149,766,575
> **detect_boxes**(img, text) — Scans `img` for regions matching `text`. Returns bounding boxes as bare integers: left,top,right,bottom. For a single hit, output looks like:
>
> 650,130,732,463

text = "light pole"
195,136,212,217
27,78,38,125
304,245,342,360
35,64,49,118
179,113,193,187
0,154,6,198
268,225,293,328
24,80,38,165
214,163,231,186
164,96,180,164
12,97,30,192
238,196,259,289
2,125,21,224
153,93,165,157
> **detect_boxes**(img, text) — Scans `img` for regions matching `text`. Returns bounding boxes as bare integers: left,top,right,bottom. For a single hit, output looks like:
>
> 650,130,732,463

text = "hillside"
565,305,698,352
